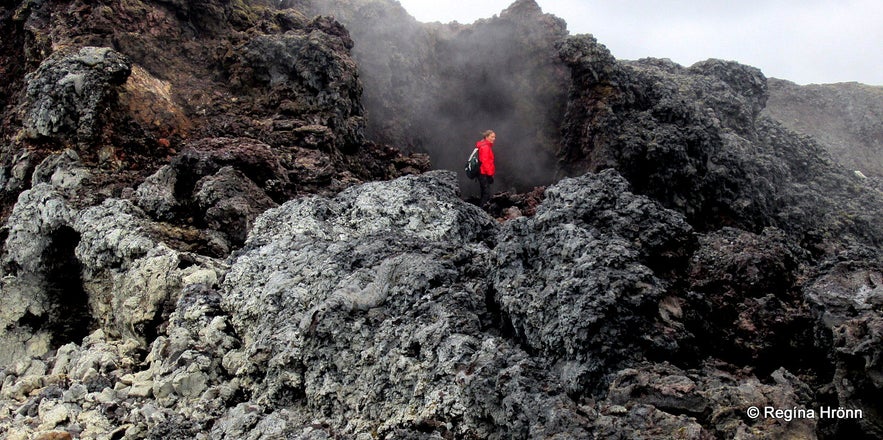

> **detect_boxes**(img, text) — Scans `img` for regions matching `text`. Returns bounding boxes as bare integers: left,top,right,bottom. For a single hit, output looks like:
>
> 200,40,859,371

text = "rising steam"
304,0,571,195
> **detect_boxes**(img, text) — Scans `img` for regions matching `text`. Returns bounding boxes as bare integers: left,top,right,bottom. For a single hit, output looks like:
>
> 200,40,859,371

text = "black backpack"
465,148,480,179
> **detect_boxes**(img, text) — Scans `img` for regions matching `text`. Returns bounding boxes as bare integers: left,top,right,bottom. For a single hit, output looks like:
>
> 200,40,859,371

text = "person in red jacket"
476,130,496,210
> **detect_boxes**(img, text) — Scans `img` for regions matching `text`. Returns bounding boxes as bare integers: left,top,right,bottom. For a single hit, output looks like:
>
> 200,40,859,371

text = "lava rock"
22,47,131,143
492,170,695,393
557,34,883,252
218,170,592,438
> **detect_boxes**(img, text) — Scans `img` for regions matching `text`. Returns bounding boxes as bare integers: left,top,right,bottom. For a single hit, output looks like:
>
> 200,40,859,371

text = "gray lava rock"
134,164,180,222
492,169,694,392
3,184,74,275
31,149,91,194
74,198,227,345
22,47,131,143
0,150,35,196
217,170,591,438
0,184,83,363
136,137,287,247
804,247,883,437
1,176,226,362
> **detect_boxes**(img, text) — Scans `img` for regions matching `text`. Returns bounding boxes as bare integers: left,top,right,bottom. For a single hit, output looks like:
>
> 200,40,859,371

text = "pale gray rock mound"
1,163,226,367
216,170,593,438
220,172,580,438
1,184,81,364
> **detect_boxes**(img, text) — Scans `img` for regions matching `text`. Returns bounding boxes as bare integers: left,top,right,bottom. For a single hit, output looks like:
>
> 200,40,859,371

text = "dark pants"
478,174,492,209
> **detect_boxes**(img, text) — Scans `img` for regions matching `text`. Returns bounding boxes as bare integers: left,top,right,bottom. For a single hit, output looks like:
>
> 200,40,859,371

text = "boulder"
22,47,131,144
217,170,593,438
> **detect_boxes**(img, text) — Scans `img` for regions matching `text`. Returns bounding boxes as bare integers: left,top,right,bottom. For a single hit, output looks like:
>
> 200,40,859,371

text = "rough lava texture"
0,0,430,222
492,170,696,394
1,1,882,439
22,46,131,145
557,35,882,252
4,167,878,438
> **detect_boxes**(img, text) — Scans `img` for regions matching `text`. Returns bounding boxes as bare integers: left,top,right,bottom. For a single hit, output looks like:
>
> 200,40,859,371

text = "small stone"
606,405,628,415
38,404,70,430
4,427,31,440
62,383,88,403
2,375,44,400
128,381,154,398
94,387,119,404
182,268,218,286
174,371,208,398
153,378,176,400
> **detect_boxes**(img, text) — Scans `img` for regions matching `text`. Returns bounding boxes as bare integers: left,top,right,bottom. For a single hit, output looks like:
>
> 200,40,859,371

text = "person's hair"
481,130,495,139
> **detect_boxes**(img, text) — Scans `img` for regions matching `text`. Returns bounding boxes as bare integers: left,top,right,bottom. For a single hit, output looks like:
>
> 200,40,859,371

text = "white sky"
396,0,883,85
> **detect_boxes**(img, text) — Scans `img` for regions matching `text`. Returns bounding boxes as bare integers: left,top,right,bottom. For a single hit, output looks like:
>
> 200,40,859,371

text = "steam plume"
305,0,571,194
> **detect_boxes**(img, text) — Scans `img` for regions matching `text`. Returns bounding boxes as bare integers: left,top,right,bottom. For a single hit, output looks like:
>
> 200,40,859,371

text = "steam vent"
1,0,881,438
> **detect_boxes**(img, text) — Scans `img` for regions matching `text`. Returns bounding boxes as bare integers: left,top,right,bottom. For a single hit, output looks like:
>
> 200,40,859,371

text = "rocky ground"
1,1,882,439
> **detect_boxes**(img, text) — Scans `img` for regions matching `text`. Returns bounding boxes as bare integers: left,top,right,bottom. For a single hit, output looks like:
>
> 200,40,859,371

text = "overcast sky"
396,0,882,85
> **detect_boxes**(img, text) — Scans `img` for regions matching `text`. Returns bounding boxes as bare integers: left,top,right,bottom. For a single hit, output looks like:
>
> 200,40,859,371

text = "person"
475,130,496,209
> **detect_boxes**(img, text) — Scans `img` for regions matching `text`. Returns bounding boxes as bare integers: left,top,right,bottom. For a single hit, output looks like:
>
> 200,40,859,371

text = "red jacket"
476,139,495,176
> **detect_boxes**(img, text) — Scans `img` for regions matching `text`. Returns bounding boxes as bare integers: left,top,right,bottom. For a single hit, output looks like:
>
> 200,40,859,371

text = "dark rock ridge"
764,78,883,179
0,0,882,439
557,36,882,252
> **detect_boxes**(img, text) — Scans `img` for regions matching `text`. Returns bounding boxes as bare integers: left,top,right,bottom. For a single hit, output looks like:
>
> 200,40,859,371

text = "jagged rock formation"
0,0,429,221
557,36,882,251
1,1,882,439
764,78,883,179
553,33,883,437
